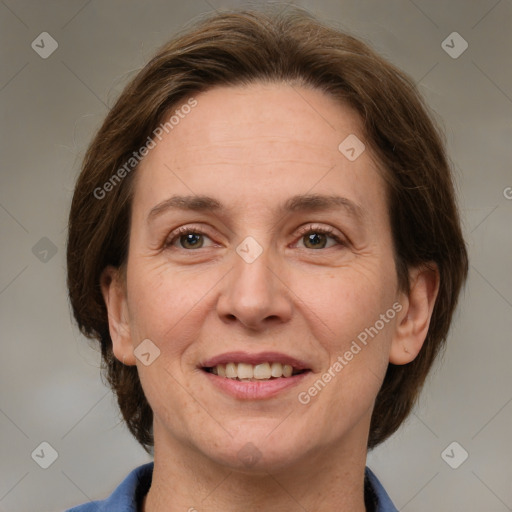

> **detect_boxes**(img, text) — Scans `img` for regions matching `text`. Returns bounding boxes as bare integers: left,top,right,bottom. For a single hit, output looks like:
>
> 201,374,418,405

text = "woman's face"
108,82,409,471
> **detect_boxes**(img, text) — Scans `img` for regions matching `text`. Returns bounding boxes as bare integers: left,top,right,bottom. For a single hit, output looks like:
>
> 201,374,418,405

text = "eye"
164,226,215,250
294,224,345,250
164,224,346,251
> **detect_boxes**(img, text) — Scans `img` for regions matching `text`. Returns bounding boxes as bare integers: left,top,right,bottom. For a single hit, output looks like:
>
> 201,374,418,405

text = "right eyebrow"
147,195,223,223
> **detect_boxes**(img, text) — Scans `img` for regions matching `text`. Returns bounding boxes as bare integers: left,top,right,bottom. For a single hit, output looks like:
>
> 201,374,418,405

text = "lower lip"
202,369,311,400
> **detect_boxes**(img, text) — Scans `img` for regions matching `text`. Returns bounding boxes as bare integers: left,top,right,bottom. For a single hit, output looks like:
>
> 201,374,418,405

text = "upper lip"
200,351,311,371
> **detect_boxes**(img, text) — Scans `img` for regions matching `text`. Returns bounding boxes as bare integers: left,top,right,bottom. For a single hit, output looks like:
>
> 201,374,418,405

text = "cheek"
308,257,398,388
126,260,204,333
313,258,398,340
300,274,397,430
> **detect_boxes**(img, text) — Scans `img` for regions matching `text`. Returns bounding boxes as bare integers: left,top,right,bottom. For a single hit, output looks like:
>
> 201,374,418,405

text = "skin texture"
101,83,439,512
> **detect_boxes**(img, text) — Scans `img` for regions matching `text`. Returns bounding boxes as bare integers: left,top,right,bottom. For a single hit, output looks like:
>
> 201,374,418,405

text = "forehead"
162,83,365,161
132,82,386,220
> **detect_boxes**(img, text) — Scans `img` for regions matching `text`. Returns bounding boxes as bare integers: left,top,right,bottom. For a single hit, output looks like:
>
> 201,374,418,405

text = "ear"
100,265,136,365
390,263,440,365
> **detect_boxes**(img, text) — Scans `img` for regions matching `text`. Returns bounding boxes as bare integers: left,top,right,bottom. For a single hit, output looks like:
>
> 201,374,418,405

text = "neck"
142,423,369,512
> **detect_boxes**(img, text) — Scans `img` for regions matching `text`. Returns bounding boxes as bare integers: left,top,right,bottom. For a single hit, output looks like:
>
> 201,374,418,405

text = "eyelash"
164,224,346,250
295,224,346,248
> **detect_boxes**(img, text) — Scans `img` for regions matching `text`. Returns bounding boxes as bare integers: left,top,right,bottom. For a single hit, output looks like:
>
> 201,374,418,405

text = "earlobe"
389,264,440,365
100,265,136,366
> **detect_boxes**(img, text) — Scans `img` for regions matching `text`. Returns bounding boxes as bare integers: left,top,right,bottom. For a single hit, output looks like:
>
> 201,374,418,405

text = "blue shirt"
65,462,397,511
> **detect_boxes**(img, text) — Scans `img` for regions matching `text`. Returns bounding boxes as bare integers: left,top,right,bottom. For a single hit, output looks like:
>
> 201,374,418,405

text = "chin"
198,425,312,474
208,444,302,475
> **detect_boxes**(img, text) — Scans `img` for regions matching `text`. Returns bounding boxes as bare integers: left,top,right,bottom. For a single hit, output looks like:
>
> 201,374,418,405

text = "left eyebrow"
281,193,366,223
147,193,366,224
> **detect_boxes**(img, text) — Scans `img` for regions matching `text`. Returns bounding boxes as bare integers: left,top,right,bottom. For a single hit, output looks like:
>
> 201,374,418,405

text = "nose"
216,245,293,331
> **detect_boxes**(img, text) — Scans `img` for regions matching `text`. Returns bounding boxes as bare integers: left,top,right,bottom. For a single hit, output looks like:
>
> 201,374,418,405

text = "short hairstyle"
66,6,468,452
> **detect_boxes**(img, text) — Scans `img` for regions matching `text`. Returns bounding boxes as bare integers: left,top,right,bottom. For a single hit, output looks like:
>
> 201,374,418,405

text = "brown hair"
67,5,468,452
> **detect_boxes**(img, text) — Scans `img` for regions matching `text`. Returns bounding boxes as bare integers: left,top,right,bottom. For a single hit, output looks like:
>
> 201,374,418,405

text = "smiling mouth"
203,362,309,381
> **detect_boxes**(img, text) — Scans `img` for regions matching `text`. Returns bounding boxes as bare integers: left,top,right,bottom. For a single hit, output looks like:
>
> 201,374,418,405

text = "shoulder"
364,466,398,512
65,462,154,512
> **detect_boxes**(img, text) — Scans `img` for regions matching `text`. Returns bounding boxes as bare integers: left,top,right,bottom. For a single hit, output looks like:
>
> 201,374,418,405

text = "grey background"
1,0,511,511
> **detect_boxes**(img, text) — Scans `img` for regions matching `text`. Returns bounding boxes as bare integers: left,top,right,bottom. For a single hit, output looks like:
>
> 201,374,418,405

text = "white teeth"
208,362,301,380
225,363,237,378
253,363,271,379
237,363,253,379
270,362,282,377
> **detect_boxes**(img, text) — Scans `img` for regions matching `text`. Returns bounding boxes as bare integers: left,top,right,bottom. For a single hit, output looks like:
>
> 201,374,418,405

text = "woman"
65,6,468,511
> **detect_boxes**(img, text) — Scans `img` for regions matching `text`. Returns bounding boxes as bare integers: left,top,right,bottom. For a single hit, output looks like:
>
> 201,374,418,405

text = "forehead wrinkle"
174,160,336,169
176,134,340,153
